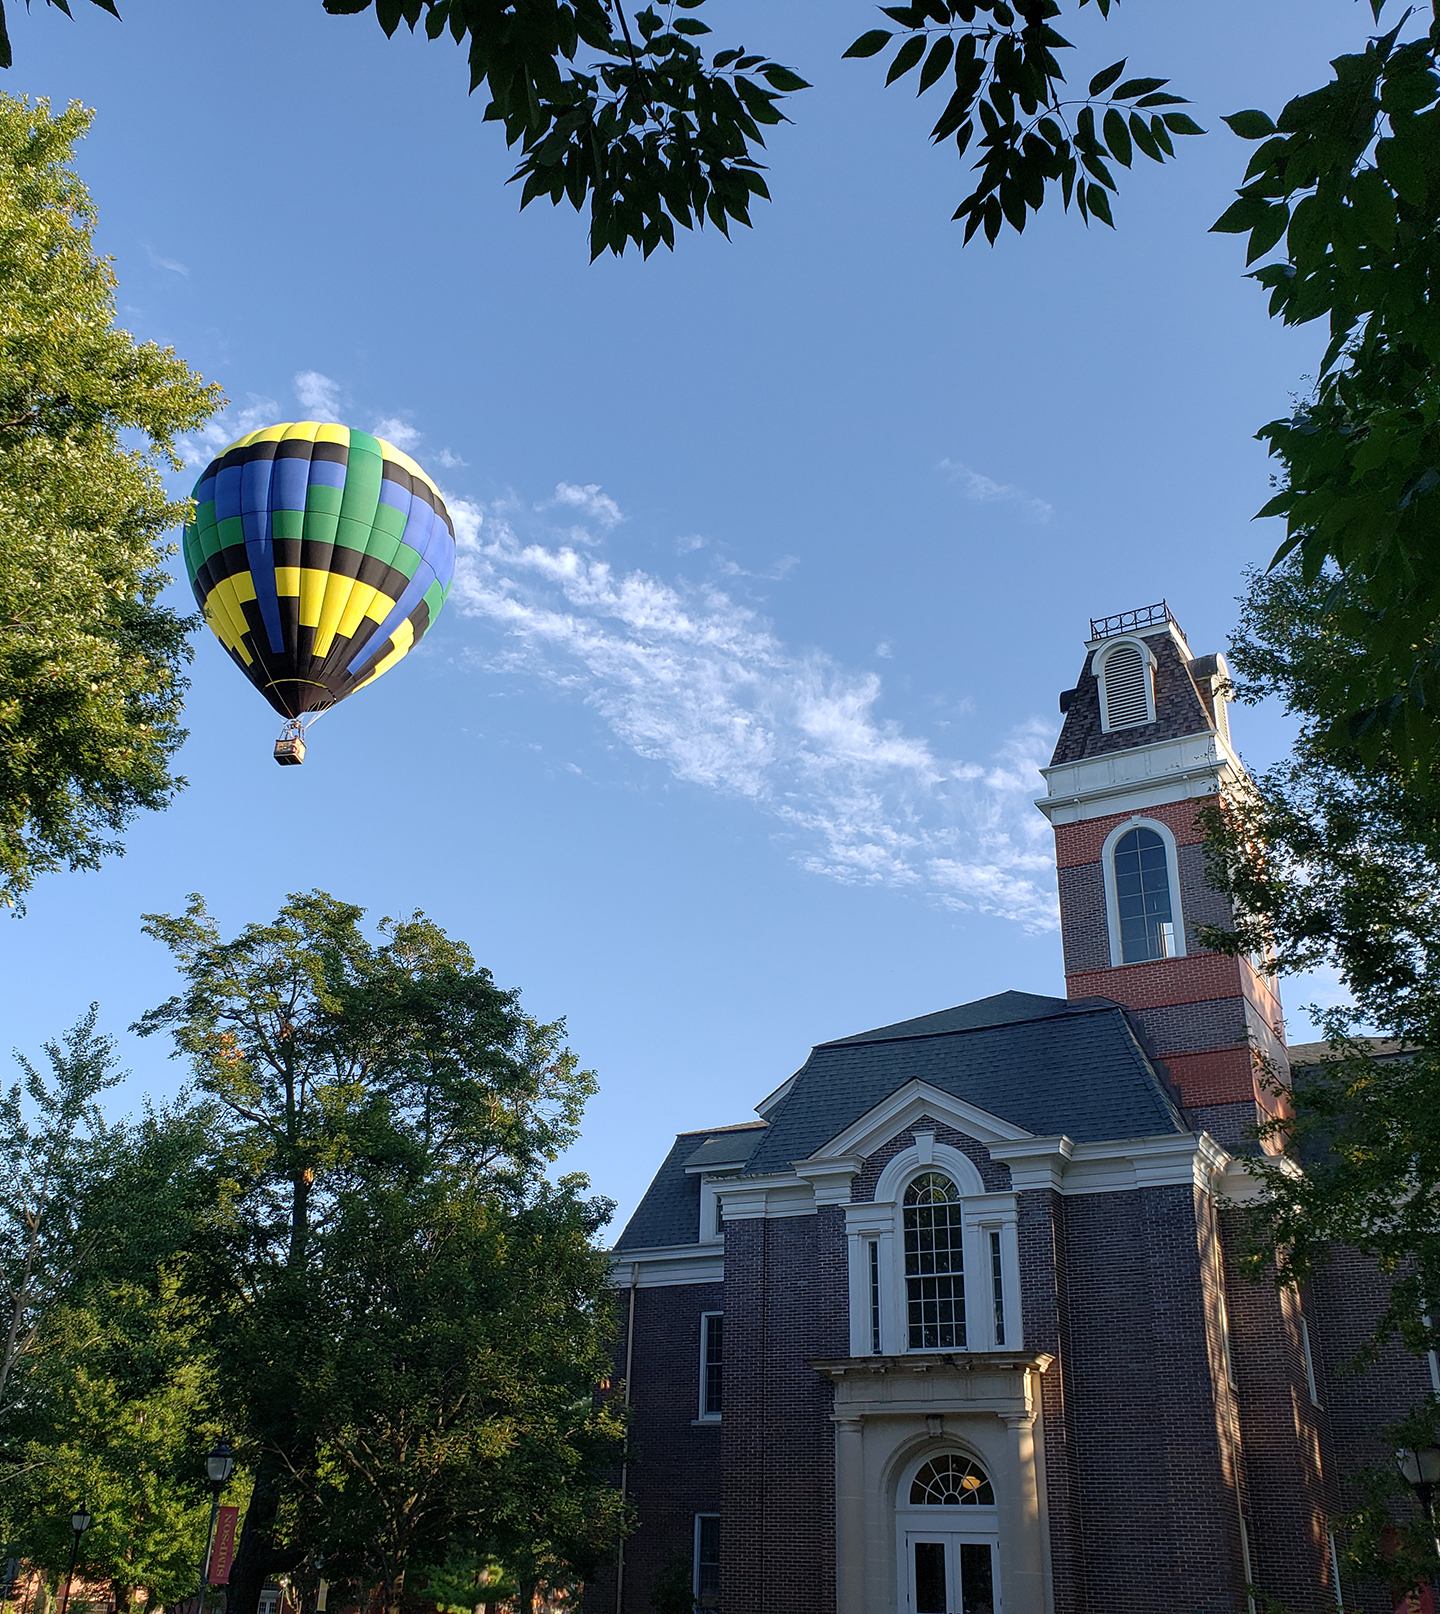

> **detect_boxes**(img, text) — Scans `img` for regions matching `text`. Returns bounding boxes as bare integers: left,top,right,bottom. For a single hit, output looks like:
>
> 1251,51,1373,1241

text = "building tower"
1034,601,1288,1144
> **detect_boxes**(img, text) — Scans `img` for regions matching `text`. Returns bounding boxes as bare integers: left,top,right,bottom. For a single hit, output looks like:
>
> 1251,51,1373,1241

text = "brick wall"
592,1280,724,1613
721,1207,849,1614
1218,1213,1339,1612
1059,1184,1248,1613
1017,1187,1084,1614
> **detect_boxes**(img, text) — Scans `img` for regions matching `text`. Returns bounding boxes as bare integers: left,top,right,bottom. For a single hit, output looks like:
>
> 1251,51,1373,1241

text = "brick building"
594,603,1437,1614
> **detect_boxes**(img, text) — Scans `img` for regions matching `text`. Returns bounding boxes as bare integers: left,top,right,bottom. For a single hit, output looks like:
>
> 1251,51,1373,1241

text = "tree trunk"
225,1457,293,1614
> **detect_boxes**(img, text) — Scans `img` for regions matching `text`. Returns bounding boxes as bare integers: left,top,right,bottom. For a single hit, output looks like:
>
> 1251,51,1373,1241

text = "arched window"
903,1172,965,1349
1114,826,1175,962
909,1454,996,1507
1100,641,1152,729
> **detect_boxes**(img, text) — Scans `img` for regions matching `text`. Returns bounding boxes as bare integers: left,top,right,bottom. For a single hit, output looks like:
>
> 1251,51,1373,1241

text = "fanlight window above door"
909,1454,995,1507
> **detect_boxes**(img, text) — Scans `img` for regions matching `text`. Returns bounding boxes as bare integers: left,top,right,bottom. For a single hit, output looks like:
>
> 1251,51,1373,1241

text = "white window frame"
697,1176,725,1245
1094,634,1157,732
697,1311,722,1422
846,1137,1020,1355
1101,814,1187,967
1298,1311,1320,1406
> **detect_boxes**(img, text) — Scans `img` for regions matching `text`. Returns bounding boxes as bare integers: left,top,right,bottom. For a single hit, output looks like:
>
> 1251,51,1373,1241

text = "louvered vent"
1103,644,1150,728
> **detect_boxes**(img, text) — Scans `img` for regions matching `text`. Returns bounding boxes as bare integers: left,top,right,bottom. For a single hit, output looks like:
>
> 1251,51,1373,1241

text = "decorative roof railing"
1089,601,1181,641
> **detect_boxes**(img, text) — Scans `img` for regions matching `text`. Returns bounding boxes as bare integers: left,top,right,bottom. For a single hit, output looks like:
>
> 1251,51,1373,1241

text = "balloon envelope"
183,422,456,719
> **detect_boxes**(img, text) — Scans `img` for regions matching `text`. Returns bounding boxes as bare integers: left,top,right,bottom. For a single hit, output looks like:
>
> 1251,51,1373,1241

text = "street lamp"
59,1505,91,1614
194,1440,235,1612
1397,1445,1440,1521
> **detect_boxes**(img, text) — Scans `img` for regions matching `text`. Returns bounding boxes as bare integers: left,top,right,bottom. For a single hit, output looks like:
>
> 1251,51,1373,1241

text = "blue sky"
1,0,1364,1230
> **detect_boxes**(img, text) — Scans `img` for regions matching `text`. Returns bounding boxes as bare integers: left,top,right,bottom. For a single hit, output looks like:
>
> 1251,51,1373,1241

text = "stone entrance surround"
813,1351,1055,1614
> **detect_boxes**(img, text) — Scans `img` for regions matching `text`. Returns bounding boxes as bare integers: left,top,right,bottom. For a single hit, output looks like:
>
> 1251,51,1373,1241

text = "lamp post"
1397,1444,1440,1522
194,1440,235,1614
59,1506,91,1614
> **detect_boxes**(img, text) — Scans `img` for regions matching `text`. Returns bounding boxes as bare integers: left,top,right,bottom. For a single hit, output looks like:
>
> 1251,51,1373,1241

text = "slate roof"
615,1121,765,1251
616,992,1190,1250
743,991,1188,1177
1050,627,1221,767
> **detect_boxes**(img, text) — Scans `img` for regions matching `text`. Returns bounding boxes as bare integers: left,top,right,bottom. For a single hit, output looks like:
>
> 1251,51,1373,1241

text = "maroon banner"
209,1506,240,1585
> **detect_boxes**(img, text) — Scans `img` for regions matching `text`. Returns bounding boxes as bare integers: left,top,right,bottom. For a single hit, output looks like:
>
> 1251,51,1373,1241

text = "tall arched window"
1114,826,1175,962
904,1172,965,1349
1100,641,1152,729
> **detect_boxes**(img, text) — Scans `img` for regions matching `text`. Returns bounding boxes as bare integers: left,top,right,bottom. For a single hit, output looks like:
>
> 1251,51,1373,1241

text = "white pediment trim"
802,1080,1034,1166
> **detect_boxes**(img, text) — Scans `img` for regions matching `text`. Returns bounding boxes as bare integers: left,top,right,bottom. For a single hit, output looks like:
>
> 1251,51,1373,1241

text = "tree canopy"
133,891,624,1614
0,94,220,910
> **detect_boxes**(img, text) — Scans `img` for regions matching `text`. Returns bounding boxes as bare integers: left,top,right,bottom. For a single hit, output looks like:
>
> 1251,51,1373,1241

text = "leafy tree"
135,892,623,1614
0,1005,123,1418
0,94,221,910
1197,558,1440,1595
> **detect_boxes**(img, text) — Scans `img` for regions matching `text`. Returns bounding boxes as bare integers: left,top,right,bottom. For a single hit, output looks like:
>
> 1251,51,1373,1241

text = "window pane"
914,1543,946,1614
1114,827,1174,963
960,1542,995,1614
990,1229,1005,1345
703,1314,723,1415
696,1515,720,1605
905,1174,965,1348
868,1239,882,1354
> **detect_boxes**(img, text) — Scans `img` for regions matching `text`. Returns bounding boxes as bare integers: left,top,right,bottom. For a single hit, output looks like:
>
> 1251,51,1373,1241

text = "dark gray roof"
744,991,1187,1177
615,1122,766,1251
1050,628,1219,767
824,990,1077,1045
686,1127,766,1169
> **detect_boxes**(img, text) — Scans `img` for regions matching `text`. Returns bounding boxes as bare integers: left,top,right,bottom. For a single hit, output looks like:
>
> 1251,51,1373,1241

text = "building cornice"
608,1244,724,1288
987,1130,1230,1196
1036,729,1247,827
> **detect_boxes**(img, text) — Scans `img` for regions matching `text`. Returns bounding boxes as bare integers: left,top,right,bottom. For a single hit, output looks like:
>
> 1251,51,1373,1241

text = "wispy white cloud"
716,553,800,581
373,415,422,451
448,492,1059,930
434,448,468,469
145,246,189,276
294,370,343,420
675,534,708,555
547,482,622,530
939,458,1054,524
876,641,894,659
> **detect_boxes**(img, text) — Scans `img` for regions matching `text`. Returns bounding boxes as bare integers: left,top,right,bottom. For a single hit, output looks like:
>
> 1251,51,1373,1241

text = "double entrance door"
904,1531,999,1614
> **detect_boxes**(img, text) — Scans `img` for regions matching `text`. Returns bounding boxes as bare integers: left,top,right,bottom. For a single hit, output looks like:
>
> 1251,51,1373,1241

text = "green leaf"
1161,112,1205,136
843,29,892,59
1114,78,1167,100
886,34,926,86
1089,58,1126,97
760,64,809,91
1103,107,1132,167
1223,109,1277,139
1246,202,1291,264
1129,110,1162,162
918,35,954,95
1086,181,1114,226
1211,195,1273,235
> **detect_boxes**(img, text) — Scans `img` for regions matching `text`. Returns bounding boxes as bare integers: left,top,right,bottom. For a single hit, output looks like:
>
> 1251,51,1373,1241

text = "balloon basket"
274,720,307,766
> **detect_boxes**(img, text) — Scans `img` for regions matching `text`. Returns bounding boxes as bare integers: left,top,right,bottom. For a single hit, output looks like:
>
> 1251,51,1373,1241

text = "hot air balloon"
183,422,456,764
